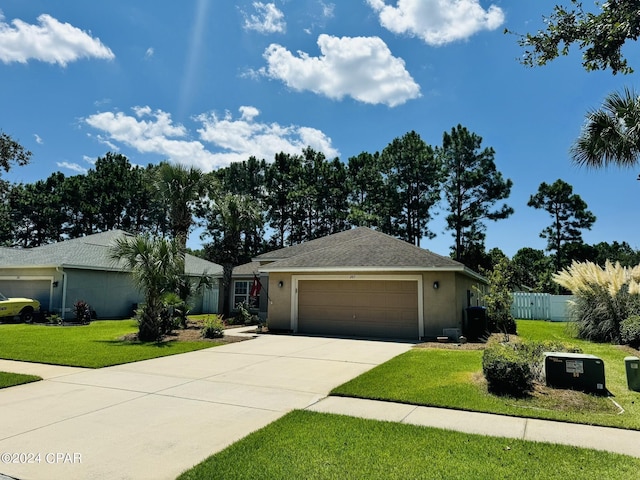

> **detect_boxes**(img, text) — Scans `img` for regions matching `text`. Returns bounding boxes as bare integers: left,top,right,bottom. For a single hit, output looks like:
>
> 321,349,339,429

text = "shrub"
235,302,256,325
483,343,533,397
621,315,640,349
201,315,225,339
513,340,582,383
482,258,517,335
482,340,582,396
553,260,640,343
162,292,190,329
73,300,93,324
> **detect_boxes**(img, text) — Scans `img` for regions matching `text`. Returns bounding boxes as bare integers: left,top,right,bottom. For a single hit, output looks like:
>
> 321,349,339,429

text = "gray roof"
0,230,223,277
232,261,261,276
256,227,485,280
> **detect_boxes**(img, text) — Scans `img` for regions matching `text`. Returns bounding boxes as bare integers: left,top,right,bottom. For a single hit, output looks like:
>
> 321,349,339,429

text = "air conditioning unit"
443,328,461,342
544,352,606,395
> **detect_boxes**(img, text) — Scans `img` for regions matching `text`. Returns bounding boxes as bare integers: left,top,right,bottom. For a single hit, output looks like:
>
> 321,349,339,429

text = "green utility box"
544,352,606,395
625,356,640,392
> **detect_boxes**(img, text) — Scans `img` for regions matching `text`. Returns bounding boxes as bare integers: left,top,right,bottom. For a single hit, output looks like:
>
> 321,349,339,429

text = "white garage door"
297,280,419,339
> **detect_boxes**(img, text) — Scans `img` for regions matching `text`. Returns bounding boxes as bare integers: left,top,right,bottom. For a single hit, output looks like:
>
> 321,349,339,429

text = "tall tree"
0,132,31,244
264,152,302,247
0,131,31,173
511,247,554,292
347,151,385,227
438,125,513,265
215,156,268,256
155,162,205,248
379,131,443,245
571,87,640,169
288,148,350,243
9,173,67,247
90,153,142,231
591,240,640,267
512,0,640,75
528,179,596,271
201,193,262,315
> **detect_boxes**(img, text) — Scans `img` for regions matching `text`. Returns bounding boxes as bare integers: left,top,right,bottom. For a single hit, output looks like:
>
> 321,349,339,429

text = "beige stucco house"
235,227,487,340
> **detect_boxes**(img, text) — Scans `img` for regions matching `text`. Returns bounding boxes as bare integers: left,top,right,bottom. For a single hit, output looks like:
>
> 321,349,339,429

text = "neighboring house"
0,230,222,319
233,227,487,340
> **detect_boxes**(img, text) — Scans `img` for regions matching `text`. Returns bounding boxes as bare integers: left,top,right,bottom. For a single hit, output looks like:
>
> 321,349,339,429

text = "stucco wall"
265,273,293,330
422,271,457,337
65,269,142,319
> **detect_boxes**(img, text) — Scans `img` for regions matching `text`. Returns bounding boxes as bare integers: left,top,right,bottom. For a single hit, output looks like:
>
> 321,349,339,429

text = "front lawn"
178,410,640,480
0,320,220,368
0,371,41,389
332,320,640,429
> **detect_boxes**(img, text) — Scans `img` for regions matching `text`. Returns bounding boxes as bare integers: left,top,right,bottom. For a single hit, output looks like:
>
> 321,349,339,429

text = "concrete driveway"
0,334,412,480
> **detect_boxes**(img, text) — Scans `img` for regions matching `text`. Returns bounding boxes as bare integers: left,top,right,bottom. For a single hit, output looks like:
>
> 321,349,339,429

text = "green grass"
178,410,640,480
332,320,640,429
0,320,218,368
0,371,41,389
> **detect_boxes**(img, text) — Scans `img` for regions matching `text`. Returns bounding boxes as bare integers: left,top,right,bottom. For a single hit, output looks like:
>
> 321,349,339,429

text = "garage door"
0,280,51,310
297,280,418,339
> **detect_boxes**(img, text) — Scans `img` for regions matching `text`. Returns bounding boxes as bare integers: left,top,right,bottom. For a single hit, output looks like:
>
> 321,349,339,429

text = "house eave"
258,264,486,281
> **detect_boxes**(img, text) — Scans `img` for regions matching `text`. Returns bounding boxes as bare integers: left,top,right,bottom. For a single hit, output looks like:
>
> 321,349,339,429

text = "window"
233,280,259,309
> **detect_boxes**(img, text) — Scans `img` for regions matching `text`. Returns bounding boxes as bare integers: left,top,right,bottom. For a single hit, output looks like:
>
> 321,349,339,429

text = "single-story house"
232,227,487,340
0,230,222,319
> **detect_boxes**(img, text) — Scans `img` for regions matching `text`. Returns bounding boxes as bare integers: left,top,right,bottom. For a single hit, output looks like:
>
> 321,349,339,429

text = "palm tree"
202,193,262,315
109,234,185,341
155,162,206,249
571,87,640,169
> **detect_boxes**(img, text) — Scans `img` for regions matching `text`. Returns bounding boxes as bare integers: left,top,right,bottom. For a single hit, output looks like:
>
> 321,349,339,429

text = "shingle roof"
232,261,261,276
256,227,484,280
0,230,223,277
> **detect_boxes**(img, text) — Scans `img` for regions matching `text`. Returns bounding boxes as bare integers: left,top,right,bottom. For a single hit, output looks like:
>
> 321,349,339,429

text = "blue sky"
1,1,639,257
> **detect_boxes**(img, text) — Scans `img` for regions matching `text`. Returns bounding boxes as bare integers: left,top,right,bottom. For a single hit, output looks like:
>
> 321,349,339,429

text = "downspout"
56,267,68,320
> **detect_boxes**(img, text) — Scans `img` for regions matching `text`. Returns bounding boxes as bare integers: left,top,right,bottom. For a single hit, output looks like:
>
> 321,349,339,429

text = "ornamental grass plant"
554,260,640,343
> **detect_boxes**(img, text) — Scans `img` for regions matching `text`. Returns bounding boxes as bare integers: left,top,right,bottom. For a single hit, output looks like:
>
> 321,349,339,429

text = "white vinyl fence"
511,292,574,322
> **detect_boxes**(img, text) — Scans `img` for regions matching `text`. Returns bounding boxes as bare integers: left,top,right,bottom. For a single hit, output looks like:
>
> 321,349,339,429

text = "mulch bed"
119,320,252,344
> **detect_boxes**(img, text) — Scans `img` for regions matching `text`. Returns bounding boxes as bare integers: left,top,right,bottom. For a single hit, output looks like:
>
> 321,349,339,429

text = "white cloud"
144,47,154,59
320,2,335,18
0,12,115,66
261,34,420,107
84,106,339,171
197,106,340,162
57,161,88,174
33,134,43,144
242,2,286,34
367,0,504,46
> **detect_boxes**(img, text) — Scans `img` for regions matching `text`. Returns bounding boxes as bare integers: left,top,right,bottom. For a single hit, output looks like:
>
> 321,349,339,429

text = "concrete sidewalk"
307,396,640,459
